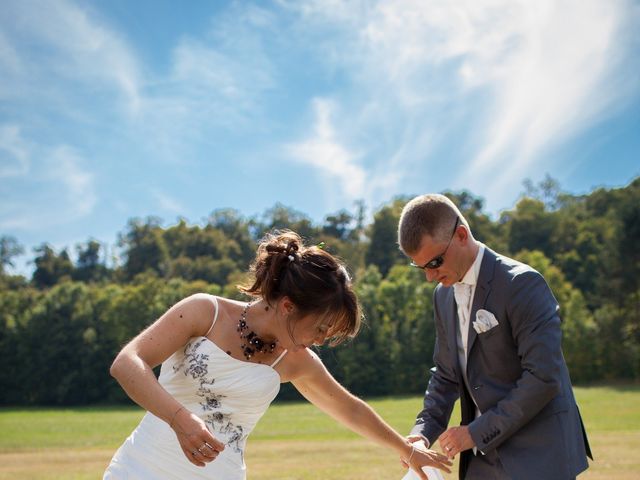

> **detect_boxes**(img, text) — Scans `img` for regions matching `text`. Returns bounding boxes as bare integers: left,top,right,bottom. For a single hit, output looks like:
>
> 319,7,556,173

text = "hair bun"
285,239,299,257
263,232,301,260
265,243,286,254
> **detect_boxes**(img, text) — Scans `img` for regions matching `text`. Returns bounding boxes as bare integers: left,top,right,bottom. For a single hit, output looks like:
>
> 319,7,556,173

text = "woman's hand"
404,441,452,479
170,407,225,467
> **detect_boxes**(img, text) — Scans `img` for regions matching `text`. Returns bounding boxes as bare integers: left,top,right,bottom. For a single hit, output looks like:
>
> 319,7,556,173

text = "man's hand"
438,426,475,459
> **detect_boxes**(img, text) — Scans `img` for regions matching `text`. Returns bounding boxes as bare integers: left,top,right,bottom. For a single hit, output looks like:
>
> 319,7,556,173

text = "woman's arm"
109,293,225,466
291,350,452,478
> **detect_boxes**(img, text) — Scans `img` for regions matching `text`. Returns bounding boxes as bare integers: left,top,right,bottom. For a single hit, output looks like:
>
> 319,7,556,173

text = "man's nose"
425,269,437,282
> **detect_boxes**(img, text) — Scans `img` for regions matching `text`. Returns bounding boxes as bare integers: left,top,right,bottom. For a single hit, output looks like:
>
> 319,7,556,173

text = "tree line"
1,176,638,405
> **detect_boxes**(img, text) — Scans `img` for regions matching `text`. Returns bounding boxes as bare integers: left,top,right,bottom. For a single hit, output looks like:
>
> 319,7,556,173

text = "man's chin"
439,278,455,287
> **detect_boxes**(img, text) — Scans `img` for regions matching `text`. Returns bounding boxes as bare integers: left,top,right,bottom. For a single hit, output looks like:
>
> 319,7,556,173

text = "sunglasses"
410,217,460,270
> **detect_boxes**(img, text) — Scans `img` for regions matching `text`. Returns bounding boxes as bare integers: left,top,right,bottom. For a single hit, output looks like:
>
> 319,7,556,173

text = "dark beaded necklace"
237,302,277,360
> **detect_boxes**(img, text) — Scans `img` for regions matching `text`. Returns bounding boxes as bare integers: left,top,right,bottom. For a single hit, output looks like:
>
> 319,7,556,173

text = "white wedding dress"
104,297,286,479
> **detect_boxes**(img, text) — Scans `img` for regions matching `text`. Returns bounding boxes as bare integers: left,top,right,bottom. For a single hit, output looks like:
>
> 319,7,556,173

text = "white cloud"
132,4,278,163
0,125,30,178
143,33,274,129
47,146,97,218
285,98,366,202
0,142,96,230
464,0,632,188
0,0,141,111
150,188,185,216
0,30,22,77
282,0,638,207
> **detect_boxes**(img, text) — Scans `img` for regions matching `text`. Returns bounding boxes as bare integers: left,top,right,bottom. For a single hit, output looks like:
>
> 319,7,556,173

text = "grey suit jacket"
411,247,591,479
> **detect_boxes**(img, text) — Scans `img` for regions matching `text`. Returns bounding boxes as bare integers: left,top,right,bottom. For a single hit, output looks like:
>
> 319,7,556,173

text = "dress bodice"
158,336,282,455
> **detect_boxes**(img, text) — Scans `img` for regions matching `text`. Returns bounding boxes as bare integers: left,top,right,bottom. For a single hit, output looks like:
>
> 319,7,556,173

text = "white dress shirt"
455,243,485,361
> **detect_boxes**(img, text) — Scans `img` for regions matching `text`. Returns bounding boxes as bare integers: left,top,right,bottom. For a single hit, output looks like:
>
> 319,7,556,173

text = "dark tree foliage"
119,217,169,280
365,197,410,276
32,244,73,288
73,240,110,283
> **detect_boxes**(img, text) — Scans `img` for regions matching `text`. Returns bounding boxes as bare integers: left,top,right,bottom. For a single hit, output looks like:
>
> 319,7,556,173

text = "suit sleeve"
468,269,564,452
410,287,460,445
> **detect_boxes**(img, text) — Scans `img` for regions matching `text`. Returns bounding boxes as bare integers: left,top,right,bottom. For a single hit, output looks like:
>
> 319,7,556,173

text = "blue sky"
1,0,639,274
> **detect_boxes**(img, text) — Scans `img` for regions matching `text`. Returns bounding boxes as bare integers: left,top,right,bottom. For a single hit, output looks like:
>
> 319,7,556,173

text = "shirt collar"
459,243,485,287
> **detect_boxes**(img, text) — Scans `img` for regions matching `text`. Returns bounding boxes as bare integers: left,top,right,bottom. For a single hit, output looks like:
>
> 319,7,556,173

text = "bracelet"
169,406,185,429
406,444,416,464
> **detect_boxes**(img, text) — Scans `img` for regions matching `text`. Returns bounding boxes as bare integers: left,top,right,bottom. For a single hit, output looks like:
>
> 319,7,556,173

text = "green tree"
252,203,319,240
32,244,73,288
119,217,170,279
327,265,392,396
323,210,354,240
0,235,24,274
208,208,256,265
365,197,409,277
377,265,436,393
502,198,556,257
522,174,565,210
0,286,42,404
73,239,110,283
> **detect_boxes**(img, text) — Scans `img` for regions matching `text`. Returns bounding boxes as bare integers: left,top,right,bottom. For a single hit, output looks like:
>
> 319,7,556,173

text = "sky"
1,0,639,275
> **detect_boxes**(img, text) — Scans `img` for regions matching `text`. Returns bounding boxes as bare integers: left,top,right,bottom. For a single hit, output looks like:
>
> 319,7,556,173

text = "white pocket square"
473,309,499,334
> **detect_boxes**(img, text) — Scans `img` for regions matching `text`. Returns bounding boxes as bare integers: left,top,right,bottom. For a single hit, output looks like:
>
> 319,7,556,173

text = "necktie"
454,283,471,323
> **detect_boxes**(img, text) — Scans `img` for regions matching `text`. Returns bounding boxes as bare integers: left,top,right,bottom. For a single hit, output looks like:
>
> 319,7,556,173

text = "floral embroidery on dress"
203,411,246,454
197,384,224,410
173,339,210,379
173,338,248,455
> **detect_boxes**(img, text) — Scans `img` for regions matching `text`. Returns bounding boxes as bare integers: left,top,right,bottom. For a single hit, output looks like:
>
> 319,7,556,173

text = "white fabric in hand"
401,465,445,480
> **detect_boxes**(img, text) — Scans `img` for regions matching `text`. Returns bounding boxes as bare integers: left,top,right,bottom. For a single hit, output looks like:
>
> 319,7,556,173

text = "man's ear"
457,224,470,243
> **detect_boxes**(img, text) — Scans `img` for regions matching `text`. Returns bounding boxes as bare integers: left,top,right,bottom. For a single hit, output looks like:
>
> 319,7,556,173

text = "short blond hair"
398,194,468,255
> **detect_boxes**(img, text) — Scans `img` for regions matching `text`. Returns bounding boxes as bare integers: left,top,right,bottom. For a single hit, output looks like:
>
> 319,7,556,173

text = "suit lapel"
466,248,497,355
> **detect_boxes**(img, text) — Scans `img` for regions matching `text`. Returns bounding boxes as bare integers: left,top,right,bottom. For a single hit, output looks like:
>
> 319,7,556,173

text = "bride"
104,230,451,479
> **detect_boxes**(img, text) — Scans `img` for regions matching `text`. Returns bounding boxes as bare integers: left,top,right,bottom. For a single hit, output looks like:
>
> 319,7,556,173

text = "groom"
398,194,591,479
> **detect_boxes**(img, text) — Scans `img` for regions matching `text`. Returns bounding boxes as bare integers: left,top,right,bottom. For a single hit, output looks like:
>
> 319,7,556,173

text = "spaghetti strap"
203,296,219,338
270,349,288,368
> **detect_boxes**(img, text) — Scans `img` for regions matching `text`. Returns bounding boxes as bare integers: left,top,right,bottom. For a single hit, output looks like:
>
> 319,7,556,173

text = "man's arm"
467,270,564,453
410,288,460,446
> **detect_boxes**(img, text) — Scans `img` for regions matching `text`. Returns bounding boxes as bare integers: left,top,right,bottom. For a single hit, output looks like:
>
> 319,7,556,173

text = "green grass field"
0,385,638,479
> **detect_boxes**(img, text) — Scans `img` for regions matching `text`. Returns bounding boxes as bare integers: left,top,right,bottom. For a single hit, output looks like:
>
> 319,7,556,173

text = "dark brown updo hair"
239,230,361,346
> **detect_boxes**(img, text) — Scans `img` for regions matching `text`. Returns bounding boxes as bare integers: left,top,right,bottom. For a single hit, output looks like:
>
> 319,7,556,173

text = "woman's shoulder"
181,293,244,314
283,348,326,381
